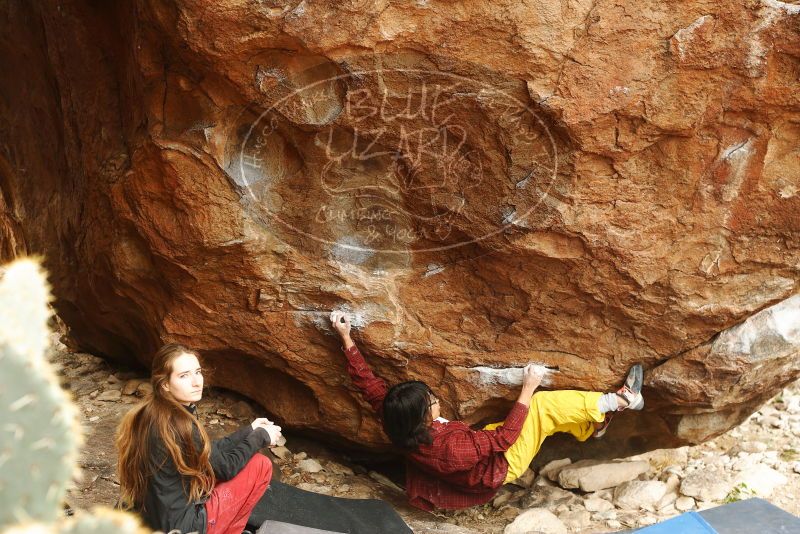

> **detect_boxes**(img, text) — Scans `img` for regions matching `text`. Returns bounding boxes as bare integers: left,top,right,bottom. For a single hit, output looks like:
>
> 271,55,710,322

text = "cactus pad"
0,260,82,525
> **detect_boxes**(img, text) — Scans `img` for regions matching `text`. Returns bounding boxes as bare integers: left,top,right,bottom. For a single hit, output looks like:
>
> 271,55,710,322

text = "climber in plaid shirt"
329,310,645,511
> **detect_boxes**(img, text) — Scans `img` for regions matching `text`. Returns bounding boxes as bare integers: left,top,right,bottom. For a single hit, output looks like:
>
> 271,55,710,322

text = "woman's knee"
249,453,273,483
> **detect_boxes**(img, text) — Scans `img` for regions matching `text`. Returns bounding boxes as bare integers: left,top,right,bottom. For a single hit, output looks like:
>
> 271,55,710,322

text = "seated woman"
329,310,643,512
116,344,282,534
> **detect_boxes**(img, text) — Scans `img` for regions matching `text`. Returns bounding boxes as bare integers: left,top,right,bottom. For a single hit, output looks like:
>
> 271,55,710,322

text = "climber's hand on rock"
517,364,543,406
330,310,353,348
522,364,544,391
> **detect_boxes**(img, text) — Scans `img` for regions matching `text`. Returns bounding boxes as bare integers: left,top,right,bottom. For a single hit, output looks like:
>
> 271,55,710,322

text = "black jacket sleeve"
209,426,271,481
213,425,254,454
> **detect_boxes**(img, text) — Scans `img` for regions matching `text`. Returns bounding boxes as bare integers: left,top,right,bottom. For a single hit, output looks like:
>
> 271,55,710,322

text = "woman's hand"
252,419,283,444
330,310,354,349
251,417,273,431
262,423,282,444
517,364,544,406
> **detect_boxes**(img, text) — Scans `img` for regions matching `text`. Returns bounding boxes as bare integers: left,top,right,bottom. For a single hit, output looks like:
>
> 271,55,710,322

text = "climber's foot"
616,364,644,411
593,413,615,438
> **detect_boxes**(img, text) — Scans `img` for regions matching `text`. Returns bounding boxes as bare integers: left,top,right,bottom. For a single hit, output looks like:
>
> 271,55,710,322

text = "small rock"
107,374,121,384
733,465,787,498
594,489,613,501
638,515,658,527
270,446,292,461
762,416,781,428
492,488,514,508
500,507,522,521
740,441,768,453
297,482,332,494
614,480,668,510
136,382,153,396
595,510,617,521
369,471,404,494
89,390,100,399
522,485,579,509
656,490,679,511
297,458,323,473
680,470,731,502
512,468,536,488
229,400,255,419
293,452,307,461
121,379,145,396
209,418,219,425
583,496,614,512
793,462,800,475
96,389,121,402
540,458,572,481
557,459,650,492
675,496,696,511
697,500,715,511
731,452,761,472
504,508,567,534
656,475,681,510
630,447,689,469
663,465,684,477
659,503,677,515
349,483,377,499
663,473,680,491
88,416,100,422
606,519,622,529
558,509,591,530
326,461,354,476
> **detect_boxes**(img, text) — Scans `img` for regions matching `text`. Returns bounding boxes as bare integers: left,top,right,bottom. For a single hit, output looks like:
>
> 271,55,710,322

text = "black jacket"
140,404,271,534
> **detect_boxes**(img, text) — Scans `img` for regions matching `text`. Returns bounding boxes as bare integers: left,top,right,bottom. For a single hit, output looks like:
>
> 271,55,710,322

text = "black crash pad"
248,481,412,534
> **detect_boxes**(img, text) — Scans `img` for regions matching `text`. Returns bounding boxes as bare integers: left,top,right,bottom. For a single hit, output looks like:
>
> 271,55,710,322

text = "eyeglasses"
428,395,439,408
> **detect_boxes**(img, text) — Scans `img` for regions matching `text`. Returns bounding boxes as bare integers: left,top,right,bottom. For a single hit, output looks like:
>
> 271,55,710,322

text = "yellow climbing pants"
483,390,605,483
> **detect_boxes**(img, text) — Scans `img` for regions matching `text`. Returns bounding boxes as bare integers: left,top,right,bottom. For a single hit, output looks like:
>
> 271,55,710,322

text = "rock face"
0,0,798,453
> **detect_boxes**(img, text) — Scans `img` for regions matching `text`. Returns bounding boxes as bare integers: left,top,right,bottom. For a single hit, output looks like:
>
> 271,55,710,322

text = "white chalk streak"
470,364,554,388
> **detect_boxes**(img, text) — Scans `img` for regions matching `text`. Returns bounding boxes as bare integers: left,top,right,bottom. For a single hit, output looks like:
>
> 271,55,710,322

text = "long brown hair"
116,344,215,509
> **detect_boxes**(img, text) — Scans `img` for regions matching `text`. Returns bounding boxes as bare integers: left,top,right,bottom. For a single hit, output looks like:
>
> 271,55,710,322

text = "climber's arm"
331,310,389,415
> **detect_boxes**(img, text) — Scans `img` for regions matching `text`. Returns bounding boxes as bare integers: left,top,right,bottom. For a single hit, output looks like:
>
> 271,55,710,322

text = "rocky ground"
55,337,800,533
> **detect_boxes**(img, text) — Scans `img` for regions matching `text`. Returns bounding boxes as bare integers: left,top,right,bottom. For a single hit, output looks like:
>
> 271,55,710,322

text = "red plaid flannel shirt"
343,344,529,511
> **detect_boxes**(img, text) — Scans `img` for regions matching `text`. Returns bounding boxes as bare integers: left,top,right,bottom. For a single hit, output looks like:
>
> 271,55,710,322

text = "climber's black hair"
382,380,434,450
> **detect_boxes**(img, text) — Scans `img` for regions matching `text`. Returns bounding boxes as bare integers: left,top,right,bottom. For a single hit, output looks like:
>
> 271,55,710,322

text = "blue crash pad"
697,498,800,533
635,511,717,533
619,498,800,533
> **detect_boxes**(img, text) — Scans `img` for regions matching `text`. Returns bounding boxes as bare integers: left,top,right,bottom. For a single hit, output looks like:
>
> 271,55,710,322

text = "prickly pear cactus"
0,259,147,534
0,259,80,525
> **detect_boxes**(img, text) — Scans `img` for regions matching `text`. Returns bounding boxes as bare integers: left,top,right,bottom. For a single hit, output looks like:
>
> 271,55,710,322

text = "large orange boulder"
0,0,798,458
